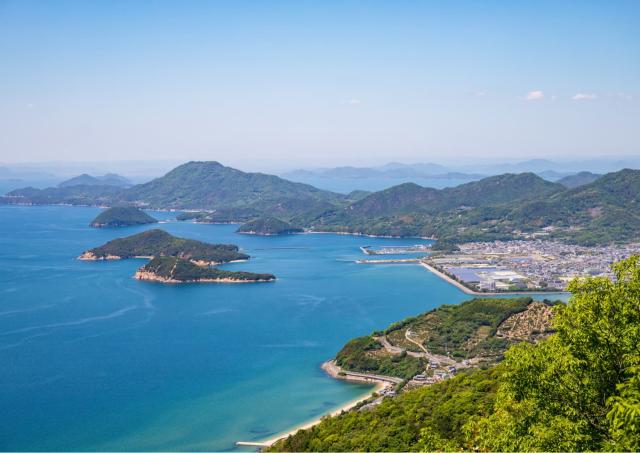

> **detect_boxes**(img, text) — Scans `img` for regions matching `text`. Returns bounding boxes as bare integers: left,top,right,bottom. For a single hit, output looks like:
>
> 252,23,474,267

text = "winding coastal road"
376,333,455,365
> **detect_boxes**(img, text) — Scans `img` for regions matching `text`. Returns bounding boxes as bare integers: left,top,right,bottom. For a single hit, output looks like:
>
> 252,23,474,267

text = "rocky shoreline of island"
134,269,275,284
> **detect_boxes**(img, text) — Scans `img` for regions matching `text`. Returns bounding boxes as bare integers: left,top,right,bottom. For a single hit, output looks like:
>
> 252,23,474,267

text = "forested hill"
117,161,345,211
90,206,157,228
79,229,248,264
323,172,562,219
334,297,555,380
1,161,346,219
302,168,640,245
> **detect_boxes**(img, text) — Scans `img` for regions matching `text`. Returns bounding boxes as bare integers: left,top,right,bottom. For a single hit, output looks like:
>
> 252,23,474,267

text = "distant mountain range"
58,173,132,188
556,171,602,189
281,158,639,193
2,161,639,246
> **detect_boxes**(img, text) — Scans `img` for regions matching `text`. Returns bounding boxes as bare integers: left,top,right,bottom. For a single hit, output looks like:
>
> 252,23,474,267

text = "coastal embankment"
236,361,399,448
419,261,568,297
356,258,420,264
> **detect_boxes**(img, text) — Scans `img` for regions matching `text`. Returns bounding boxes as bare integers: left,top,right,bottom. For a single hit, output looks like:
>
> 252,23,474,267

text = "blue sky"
0,0,638,170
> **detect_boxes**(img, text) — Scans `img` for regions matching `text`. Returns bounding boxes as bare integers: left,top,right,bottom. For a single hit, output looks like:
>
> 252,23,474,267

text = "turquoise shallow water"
0,206,563,451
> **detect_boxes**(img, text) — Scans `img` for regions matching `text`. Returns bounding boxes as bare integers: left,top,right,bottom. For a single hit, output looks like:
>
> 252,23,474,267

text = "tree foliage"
466,256,640,451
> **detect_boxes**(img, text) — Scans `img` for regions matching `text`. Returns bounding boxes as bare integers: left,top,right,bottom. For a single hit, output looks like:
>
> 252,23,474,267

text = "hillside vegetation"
117,161,344,213
270,367,501,451
137,256,275,282
4,161,639,246
3,184,123,206
81,229,248,263
335,298,556,380
269,256,640,452
305,169,640,245
236,217,303,235
90,207,157,228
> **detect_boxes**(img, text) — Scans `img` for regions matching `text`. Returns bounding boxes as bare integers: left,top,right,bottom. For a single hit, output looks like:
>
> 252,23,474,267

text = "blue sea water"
0,206,563,451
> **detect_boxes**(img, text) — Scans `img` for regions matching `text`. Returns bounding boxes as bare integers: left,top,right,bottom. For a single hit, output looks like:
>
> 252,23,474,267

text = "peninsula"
135,256,275,283
78,229,249,265
266,296,557,450
90,206,157,228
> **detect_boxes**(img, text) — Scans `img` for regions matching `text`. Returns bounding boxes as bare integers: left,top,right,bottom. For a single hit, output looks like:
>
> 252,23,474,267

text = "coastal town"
431,240,640,292
361,240,640,293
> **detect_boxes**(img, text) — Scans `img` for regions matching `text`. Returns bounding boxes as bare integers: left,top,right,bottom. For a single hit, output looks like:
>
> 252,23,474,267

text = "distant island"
236,217,303,235
58,173,132,188
90,207,157,228
135,256,275,283
78,229,249,265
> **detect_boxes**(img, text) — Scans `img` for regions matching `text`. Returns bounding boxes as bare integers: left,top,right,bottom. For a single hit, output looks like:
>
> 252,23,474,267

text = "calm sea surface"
0,205,562,451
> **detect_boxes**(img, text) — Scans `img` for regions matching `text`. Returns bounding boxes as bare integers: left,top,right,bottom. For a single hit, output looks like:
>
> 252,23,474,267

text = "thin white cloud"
525,90,544,101
572,93,597,101
475,90,487,97
347,99,362,105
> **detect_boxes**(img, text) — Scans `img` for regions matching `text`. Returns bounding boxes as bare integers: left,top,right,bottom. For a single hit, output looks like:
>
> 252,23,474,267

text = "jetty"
356,258,420,264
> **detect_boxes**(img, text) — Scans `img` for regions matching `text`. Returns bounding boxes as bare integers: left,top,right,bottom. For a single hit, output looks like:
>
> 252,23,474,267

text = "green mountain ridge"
3,161,639,245
306,169,640,245
117,161,345,212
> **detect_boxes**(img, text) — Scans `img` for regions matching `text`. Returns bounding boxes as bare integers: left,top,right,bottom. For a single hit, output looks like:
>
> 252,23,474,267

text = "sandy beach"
236,361,395,448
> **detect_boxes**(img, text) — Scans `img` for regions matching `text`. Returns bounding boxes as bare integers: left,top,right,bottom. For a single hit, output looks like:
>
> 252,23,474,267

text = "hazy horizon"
1,0,638,169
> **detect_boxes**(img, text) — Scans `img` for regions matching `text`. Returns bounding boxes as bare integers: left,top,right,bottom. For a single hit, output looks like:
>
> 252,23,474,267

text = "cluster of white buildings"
447,240,640,290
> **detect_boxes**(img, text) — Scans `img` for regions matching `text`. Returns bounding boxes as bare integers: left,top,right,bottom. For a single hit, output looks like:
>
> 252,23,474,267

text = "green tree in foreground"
465,256,640,451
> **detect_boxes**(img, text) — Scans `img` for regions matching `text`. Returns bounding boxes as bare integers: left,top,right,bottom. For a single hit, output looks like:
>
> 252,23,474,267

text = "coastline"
237,361,395,448
134,270,275,284
419,261,568,297
303,230,436,240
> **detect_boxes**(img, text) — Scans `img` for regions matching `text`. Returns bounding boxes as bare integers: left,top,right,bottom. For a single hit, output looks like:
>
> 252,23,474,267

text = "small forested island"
135,256,275,283
236,217,303,235
78,229,249,264
268,257,640,452
90,206,157,228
